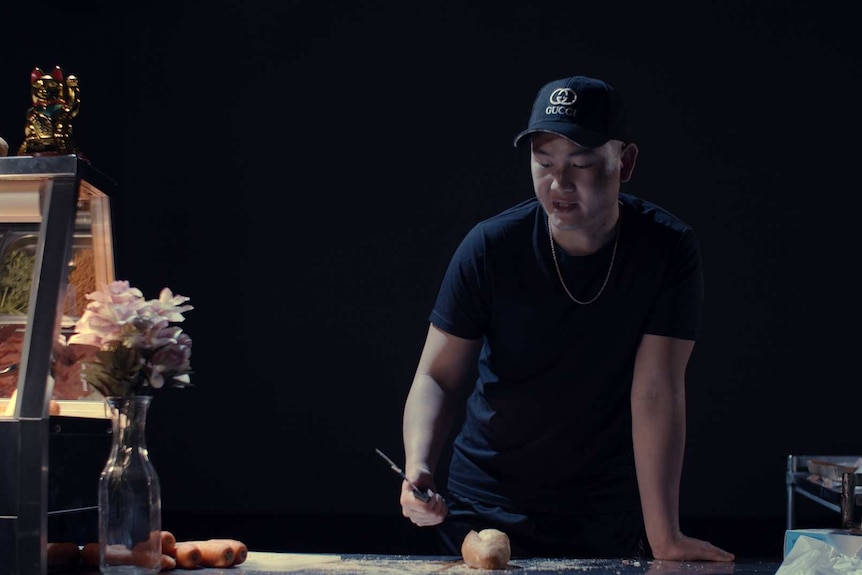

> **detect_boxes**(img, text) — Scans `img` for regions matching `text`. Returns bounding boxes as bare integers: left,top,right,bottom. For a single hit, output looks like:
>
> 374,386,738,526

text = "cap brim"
513,125,609,149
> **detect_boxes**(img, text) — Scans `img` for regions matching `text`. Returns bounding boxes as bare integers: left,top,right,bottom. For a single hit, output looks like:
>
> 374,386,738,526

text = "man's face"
529,132,629,233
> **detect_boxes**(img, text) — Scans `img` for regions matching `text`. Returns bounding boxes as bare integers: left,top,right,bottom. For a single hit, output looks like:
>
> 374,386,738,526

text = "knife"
374,448,431,503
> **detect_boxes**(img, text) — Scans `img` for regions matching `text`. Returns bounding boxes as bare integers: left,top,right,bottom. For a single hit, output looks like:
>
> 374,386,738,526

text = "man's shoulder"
476,198,538,231
620,193,693,235
456,198,538,255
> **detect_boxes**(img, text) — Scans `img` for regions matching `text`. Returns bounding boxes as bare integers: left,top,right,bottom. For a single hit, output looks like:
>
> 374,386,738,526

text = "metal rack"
786,454,862,531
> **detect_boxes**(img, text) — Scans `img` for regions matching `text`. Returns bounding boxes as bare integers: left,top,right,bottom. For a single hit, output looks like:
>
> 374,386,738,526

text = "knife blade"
374,448,431,503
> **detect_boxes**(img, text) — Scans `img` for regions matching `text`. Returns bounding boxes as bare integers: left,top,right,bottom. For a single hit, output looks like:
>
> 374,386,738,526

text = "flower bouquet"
67,280,193,398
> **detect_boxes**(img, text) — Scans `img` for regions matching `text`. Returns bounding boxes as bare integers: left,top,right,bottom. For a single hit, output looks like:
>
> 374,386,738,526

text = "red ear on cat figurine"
30,67,44,85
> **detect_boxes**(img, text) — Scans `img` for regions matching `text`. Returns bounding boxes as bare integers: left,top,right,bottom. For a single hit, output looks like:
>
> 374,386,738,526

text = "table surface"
147,552,783,575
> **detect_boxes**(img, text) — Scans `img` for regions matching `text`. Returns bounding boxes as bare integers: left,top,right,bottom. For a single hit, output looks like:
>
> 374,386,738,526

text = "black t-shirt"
430,193,703,515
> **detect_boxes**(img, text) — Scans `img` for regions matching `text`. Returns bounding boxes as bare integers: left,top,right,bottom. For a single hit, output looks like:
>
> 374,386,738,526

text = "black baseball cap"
513,75,628,149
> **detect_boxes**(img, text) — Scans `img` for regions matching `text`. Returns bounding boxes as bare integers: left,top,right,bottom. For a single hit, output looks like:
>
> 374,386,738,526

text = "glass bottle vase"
98,395,162,574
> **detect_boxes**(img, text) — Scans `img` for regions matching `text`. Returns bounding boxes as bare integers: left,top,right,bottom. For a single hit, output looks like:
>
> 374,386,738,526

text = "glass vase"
98,395,162,574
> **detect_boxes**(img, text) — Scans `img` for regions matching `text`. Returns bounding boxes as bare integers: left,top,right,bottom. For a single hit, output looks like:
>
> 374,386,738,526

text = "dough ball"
461,528,511,569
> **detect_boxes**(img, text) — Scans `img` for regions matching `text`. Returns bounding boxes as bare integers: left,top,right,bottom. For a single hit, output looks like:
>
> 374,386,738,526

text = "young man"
398,75,734,561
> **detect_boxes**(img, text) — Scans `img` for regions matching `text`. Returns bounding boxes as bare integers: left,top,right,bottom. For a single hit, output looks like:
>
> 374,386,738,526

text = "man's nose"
550,168,575,192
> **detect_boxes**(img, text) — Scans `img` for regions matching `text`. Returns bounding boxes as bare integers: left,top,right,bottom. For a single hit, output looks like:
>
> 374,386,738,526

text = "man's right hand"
400,469,448,526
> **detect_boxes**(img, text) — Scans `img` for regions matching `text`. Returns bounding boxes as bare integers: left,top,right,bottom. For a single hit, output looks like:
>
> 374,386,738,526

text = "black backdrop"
1,0,860,560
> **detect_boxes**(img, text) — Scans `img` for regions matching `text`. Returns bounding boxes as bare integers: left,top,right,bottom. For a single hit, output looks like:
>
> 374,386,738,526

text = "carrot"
103,543,134,565
160,553,177,571
46,542,80,567
185,540,234,568
132,548,161,569
168,541,202,569
131,534,164,569
80,542,99,567
161,530,177,555
207,539,248,565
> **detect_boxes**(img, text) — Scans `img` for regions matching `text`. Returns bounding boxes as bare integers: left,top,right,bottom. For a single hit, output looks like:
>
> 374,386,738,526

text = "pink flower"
141,288,193,323
65,281,194,397
152,338,192,377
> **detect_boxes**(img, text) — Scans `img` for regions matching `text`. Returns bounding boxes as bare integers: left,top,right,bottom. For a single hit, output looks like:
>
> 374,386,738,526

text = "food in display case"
0,232,103,400
807,458,862,485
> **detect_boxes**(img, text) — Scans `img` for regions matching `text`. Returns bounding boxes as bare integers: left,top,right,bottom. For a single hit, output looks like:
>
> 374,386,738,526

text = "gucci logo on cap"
549,88,577,106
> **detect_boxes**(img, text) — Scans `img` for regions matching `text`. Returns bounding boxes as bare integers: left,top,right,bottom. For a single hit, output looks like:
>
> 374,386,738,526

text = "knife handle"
409,484,431,503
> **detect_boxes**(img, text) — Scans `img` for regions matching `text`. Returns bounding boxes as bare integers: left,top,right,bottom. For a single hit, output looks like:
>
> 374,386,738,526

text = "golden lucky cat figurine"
17,65,82,157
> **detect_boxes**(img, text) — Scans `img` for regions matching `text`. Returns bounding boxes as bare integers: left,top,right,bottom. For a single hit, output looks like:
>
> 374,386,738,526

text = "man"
398,75,734,561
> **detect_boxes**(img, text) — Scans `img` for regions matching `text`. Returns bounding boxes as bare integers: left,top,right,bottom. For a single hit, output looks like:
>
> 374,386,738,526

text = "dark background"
2,0,859,560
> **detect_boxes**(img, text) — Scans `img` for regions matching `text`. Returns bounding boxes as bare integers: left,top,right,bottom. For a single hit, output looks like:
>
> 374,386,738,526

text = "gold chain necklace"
547,209,621,305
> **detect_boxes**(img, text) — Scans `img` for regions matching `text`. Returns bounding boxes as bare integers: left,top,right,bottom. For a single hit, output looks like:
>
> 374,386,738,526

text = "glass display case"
0,155,116,575
786,454,862,530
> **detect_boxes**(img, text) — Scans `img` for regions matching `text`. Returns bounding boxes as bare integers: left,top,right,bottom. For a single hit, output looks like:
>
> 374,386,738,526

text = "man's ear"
619,143,638,183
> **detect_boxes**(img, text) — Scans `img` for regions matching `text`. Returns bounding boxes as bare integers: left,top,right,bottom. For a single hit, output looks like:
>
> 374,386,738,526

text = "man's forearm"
403,374,457,477
631,391,687,552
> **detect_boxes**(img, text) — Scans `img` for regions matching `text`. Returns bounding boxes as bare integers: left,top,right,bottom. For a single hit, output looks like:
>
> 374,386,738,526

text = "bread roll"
461,528,511,569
